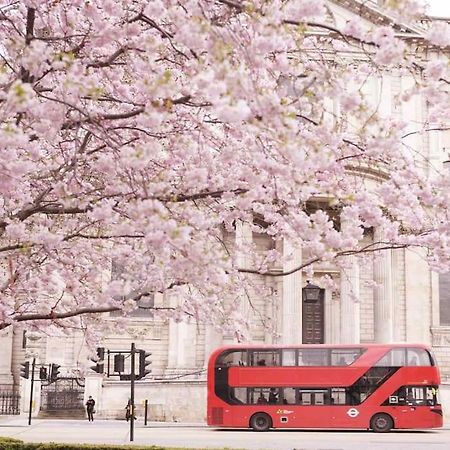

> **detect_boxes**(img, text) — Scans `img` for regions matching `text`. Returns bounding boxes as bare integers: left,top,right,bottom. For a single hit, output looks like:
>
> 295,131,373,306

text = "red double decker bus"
207,344,443,432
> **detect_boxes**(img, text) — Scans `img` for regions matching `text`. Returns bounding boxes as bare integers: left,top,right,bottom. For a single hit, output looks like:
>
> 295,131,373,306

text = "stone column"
392,248,405,342
167,289,198,371
330,289,341,344
340,259,360,343
167,317,185,370
405,248,431,344
11,326,26,387
235,221,253,339
325,288,336,344
0,328,14,385
281,239,302,344
204,325,223,368
373,229,394,343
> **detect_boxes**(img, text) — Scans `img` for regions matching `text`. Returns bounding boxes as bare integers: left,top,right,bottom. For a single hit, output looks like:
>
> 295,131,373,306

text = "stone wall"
94,379,207,423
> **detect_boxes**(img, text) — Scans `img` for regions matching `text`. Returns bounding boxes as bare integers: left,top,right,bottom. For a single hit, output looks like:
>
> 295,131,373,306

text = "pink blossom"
426,22,450,47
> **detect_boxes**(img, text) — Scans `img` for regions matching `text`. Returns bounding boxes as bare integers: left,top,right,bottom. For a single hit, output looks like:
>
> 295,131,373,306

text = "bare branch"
238,243,408,277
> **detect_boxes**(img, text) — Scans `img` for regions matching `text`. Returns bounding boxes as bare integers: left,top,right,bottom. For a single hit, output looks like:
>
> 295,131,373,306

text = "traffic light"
90,347,105,374
138,350,152,379
114,354,125,373
50,363,61,382
39,366,48,380
20,361,30,379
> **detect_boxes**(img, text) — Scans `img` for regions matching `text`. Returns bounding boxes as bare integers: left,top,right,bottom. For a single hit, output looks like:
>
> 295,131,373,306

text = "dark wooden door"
302,289,325,344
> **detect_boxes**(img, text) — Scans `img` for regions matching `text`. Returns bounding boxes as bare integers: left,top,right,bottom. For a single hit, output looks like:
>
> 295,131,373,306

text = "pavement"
0,416,207,447
1,416,450,449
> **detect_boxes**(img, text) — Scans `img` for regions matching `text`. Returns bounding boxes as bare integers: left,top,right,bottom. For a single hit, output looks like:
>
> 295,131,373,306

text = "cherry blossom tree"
0,0,449,335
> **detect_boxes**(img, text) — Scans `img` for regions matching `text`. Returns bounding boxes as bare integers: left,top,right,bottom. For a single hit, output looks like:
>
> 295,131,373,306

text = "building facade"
1,0,450,424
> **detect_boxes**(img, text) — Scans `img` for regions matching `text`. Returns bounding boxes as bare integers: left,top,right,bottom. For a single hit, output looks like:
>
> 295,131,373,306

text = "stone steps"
38,409,86,419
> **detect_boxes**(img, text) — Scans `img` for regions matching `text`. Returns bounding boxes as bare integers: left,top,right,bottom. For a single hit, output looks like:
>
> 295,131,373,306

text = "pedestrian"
125,400,136,421
86,395,96,422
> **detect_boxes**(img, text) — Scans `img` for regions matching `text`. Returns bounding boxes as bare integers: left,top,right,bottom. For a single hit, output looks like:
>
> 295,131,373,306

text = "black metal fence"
40,377,84,411
0,391,20,415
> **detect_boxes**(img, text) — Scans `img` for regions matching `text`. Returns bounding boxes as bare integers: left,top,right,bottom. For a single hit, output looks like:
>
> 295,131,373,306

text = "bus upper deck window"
331,349,362,366
407,348,432,366
282,349,296,366
250,350,281,366
216,350,248,367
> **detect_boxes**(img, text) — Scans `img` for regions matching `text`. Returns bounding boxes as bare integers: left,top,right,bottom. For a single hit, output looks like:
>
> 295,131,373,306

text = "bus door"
295,389,339,428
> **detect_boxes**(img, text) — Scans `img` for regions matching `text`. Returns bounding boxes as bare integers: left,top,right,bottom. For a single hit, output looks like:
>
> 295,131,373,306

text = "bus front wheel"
250,412,272,431
370,413,393,433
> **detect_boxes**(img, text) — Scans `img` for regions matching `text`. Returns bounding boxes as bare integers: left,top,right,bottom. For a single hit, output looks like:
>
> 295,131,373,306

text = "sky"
425,0,450,17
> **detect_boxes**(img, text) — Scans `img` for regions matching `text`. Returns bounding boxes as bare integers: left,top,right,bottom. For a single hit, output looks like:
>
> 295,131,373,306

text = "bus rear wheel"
371,413,393,433
250,412,272,431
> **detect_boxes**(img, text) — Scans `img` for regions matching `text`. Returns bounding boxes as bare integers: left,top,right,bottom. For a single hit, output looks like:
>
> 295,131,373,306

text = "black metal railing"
40,377,84,411
0,391,20,415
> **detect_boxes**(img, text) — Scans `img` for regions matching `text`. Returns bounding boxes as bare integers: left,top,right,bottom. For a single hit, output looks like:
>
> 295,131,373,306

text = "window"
231,388,246,404
384,386,440,406
249,350,280,366
248,388,272,405
298,389,327,405
216,350,248,367
282,349,296,366
282,387,296,405
375,348,432,367
331,349,362,366
331,388,346,405
406,348,432,366
298,349,329,366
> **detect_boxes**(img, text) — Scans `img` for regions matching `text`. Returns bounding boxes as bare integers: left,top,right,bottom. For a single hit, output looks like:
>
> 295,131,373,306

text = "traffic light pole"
130,342,135,442
28,357,36,425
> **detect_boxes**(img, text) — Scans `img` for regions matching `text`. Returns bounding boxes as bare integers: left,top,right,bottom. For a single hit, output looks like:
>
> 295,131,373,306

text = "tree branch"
238,243,408,277
0,306,177,330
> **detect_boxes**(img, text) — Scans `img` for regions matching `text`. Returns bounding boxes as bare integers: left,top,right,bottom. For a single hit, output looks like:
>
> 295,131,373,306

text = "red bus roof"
208,343,432,361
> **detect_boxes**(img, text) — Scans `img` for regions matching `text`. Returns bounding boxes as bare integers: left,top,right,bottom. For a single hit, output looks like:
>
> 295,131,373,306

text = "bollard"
144,399,148,425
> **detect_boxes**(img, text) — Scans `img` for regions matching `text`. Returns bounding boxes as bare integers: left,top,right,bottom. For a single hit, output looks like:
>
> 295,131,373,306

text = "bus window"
384,386,439,406
282,387,296,404
331,388,346,405
299,389,327,405
331,349,362,366
426,386,440,405
299,349,329,366
375,348,406,367
249,388,271,404
216,350,248,367
406,348,432,366
282,349,296,366
299,391,311,405
249,350,281,366
315,391,325,405
230,388,246,404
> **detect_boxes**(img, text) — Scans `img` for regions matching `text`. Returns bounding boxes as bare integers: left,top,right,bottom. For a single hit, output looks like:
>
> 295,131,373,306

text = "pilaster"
373,229,394,343
0,327,14,385
281,240,302,344
340,259,360,343
405,248,432,344
235,221,253,339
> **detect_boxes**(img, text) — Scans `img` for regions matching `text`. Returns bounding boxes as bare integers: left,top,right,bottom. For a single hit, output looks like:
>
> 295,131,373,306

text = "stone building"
1,0,450,424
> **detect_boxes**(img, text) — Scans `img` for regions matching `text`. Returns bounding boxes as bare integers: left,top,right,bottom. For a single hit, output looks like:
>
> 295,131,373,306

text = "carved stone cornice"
431,327,450,347
328,0,426,34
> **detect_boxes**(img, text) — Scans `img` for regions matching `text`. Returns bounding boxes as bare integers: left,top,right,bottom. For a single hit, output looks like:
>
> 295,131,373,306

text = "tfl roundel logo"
346,408,359,418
